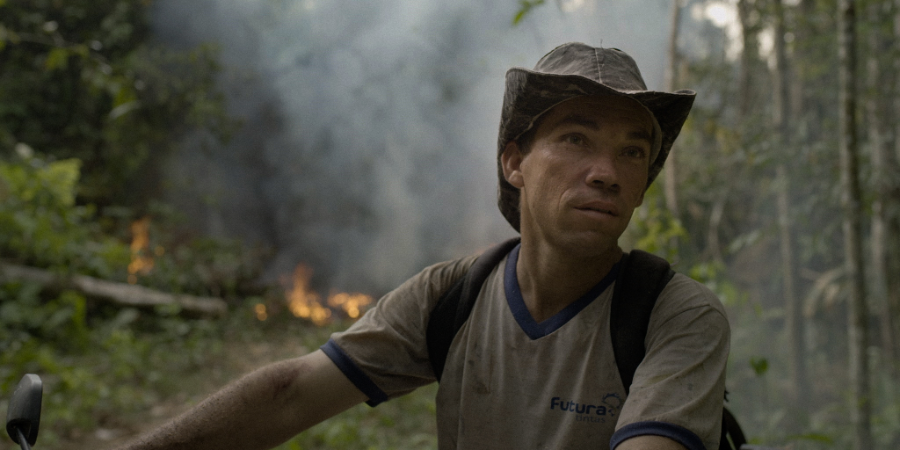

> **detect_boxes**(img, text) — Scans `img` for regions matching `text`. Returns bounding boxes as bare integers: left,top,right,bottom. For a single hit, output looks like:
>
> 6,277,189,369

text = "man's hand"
616,435,688,450
115,349,367,450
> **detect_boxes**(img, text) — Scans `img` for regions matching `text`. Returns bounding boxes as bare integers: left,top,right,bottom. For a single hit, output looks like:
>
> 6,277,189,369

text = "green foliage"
627,182,686,262
0,123,265,450
279,384,438,450
0,153,131,275
134,235,270,298
0,152,267,300
1,304,438,449
749,357,769,377
686,261,747,307
513,0,546,25
0,1,273,447
0,280,225,446
0,0,234,210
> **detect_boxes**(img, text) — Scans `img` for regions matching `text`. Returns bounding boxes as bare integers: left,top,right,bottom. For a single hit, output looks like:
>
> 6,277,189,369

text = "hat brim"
497,68,696,232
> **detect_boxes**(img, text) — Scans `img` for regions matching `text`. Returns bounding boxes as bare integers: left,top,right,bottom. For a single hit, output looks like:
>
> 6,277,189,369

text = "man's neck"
515,237,622,323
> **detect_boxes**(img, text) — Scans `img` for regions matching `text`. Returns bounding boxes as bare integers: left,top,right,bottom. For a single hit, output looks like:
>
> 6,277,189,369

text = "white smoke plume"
151,0,673,294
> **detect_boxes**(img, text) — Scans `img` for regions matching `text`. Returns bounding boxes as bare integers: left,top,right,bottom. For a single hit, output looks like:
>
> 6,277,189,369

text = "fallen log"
0,262,228,317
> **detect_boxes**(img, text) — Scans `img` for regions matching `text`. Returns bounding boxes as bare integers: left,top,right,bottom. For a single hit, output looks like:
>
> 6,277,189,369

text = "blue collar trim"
504,244,620,340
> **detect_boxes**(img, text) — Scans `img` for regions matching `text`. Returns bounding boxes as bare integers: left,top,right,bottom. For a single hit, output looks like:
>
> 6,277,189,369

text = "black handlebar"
5,374,43,450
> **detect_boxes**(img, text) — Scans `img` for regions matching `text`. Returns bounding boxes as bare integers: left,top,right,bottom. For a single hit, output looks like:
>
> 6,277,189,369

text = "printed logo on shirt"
549,393,623,424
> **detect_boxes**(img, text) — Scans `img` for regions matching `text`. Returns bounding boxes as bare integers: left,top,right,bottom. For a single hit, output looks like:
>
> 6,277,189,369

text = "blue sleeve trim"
320,339,389,407
610,421,705,450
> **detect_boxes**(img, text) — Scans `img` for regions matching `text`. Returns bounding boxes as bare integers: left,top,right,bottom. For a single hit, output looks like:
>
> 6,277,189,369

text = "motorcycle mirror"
5,374,42,448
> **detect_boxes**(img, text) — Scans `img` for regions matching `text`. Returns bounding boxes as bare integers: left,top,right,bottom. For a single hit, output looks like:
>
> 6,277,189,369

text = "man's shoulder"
654,272,728,319
379,251,482,310
412,240,518,293
417,252,481,287
422,252,480,276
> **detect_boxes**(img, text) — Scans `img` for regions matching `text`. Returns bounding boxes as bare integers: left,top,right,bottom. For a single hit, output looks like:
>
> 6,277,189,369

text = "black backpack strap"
426,237,520,381
719,407,747,450
609,249,675,394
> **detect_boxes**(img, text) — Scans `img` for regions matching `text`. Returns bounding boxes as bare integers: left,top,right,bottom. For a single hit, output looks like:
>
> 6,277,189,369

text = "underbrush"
725,300,900,450
0,302,439,450
0,153,439,449
0,289,229,449
278,383,438,450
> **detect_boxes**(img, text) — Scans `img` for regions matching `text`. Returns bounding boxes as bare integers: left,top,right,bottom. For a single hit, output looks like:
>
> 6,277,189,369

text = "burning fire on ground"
126,216,370,323
279,264,374,325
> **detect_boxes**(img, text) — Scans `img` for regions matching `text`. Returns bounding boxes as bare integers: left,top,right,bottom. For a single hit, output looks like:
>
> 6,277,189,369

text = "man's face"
501,95,654,254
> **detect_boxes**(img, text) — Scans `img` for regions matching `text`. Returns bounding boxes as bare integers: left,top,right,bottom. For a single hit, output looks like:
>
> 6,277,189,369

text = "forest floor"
36,313,438,450
61,316,320,450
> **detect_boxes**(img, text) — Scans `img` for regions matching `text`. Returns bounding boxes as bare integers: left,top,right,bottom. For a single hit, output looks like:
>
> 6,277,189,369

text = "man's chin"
553,230,622,257
521,219,624,255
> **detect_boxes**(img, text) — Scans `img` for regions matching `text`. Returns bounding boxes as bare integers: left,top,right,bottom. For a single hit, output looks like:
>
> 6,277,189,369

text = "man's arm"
115,349,367,450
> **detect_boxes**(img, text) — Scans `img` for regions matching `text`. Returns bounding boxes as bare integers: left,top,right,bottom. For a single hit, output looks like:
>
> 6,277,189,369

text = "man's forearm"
115,350,366,450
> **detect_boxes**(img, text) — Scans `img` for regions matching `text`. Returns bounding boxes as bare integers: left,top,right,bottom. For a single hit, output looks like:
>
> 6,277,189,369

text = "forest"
1,0,899,449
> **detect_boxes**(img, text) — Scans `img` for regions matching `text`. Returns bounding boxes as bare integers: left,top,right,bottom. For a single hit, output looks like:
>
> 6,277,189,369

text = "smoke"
150,0,672,294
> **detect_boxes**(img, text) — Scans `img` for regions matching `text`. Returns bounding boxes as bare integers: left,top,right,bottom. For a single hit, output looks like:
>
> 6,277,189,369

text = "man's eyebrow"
556,114,653,142
557,114,600,130
627,129,653,143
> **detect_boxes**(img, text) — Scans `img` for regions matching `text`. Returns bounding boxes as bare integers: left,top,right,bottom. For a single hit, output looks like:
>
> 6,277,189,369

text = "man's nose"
585,151,620,190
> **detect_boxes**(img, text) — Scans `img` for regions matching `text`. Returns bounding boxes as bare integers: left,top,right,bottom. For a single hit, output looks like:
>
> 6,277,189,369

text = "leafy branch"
513,0,547,25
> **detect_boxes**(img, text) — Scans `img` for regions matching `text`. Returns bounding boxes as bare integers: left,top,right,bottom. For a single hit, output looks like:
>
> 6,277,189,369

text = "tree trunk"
771,0,808,431
0,262,229,317
663,0,684,255
838,1,873,448
728,0,759,267
889,0,900,381
737,0,756,119
791,0,816,139
868,0,899,372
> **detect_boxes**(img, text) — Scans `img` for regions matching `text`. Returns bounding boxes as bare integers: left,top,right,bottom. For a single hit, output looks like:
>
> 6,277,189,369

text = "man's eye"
624,147,647,159
564,134,585,146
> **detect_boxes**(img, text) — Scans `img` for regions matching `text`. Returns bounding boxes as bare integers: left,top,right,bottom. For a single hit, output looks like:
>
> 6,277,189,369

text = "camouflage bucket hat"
497,42,696,232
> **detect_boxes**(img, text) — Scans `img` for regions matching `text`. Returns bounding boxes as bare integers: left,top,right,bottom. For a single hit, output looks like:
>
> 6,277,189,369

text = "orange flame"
286,264,331,325
254,303,268,321
127,217,156,284
285,264,374,325
327,291,372,319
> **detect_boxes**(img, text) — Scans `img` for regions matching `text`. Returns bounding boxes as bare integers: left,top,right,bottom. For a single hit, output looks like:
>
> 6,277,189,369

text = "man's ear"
501,141,525,189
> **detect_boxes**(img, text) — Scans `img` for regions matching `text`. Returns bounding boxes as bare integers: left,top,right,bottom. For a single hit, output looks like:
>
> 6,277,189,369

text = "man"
116,43,729,450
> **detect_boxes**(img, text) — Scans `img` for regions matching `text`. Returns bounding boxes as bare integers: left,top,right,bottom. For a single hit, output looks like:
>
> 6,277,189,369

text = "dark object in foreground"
5,374,43,450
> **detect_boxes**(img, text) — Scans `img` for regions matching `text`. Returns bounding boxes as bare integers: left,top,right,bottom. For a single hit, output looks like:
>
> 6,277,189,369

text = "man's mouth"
578,207,613,215
575,202,618,217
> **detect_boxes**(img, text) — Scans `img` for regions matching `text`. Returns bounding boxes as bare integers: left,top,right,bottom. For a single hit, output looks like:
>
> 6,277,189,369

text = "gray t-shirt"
322,245,730,450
